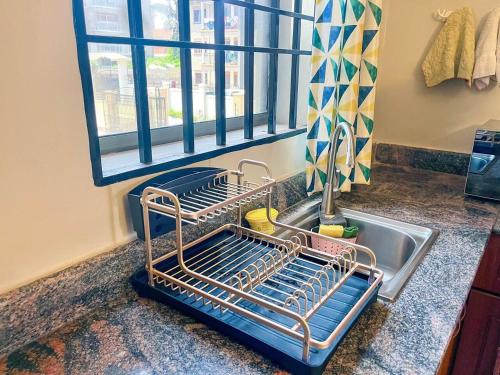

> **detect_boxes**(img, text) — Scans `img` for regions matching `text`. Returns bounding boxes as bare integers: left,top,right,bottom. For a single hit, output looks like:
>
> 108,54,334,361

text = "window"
83,0,129,37
193,9,201,24
194,72,203,85
73,0,313,185
94,13,119,31
90,0,120,7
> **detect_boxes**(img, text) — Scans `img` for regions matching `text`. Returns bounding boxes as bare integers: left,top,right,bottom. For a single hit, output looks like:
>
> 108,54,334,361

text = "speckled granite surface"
1,164,498,374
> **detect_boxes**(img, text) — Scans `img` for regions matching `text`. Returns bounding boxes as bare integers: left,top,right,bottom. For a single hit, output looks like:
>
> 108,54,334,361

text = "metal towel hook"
434,9,452,22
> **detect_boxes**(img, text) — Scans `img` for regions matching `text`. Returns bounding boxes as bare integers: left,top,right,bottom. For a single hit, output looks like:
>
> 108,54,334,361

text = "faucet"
320,122,355,222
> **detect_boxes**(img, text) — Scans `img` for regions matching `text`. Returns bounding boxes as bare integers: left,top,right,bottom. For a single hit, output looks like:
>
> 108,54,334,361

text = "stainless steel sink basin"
470,153,495,174
275,203,438,301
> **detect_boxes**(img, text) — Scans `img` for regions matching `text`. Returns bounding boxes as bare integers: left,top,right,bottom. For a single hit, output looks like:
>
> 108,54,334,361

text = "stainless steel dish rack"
132,160,384,374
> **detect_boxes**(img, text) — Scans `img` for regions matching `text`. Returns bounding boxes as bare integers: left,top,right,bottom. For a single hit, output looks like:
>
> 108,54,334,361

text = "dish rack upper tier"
142,160,275,225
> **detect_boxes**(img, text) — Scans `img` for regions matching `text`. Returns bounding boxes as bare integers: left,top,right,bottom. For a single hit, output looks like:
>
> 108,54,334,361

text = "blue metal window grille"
73,0,312,185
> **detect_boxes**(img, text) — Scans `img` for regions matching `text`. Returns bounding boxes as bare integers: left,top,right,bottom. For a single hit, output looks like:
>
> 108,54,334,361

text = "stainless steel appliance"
465,129,500,201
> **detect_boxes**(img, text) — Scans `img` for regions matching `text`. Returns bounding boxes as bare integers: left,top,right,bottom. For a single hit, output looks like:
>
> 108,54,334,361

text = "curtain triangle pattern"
306,0,383,194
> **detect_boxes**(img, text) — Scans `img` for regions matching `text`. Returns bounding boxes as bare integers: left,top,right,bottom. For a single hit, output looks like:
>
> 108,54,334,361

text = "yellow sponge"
318,224,344,238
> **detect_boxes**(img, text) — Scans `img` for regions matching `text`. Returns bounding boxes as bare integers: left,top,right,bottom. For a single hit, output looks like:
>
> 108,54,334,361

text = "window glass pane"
84,0,130,37
145,46,182,129
191,0,214,44
276,54,291,125
225,52,244,117
278,15,293,49
254,53,269,114
297,55,311,126
141,0,179,40
89,43,137,136
223,4,245,46
254,10,271,48
274,0,294,11
191,49,216,122
300,20,313,50
254,0,274,8
302,0,315,16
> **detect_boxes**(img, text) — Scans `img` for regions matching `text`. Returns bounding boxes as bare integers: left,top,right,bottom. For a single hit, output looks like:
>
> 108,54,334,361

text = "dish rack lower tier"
131,227,381,375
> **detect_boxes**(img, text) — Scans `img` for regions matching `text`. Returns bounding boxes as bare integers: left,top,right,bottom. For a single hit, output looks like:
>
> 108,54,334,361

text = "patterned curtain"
306,0,383,194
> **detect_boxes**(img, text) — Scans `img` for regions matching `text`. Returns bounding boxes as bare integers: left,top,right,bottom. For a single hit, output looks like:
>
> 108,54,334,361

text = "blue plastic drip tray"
131,230,380,375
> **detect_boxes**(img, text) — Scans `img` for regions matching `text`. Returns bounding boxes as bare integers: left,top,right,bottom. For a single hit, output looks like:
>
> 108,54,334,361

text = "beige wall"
375,0,500,153
0,0,306,293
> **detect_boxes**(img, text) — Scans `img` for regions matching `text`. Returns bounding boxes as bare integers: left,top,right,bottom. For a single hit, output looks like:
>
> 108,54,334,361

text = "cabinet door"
453,289,500,375
474,233,500,295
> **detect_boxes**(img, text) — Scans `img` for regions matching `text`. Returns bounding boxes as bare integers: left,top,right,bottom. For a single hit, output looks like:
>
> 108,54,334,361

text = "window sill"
97,124,306,186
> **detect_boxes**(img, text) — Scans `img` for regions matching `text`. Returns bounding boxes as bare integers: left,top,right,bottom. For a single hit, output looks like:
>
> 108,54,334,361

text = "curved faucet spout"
321,122,355,219
325,122,355,179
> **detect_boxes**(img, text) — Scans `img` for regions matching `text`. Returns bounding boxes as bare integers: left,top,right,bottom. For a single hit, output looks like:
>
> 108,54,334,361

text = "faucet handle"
341,124,356,169
332,168,342,198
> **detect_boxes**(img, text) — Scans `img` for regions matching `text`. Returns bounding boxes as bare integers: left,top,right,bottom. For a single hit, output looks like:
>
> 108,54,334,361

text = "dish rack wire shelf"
133,159,384,374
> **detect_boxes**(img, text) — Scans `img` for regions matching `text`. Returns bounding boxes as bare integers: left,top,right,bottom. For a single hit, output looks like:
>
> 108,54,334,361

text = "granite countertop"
1,164,498,375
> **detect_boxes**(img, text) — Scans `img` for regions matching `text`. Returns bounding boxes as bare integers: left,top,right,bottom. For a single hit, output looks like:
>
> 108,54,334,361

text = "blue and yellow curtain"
306,0,383,193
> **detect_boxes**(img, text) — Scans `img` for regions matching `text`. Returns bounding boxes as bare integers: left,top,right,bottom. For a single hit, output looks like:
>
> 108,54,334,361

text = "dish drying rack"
133,159,384,374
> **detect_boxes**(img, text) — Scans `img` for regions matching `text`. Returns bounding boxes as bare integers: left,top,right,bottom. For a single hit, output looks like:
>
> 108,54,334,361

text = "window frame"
73,0,312,186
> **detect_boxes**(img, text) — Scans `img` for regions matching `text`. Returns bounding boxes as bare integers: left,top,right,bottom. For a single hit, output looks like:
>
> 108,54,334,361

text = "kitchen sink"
275,203,438,301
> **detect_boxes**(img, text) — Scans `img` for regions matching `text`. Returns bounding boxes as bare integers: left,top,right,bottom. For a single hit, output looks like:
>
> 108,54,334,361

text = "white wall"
0,0,306,293
375,0,500,153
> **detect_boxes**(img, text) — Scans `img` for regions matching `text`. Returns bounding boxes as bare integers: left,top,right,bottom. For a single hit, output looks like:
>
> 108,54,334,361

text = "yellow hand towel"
422,7,475,87
318,224,344,238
